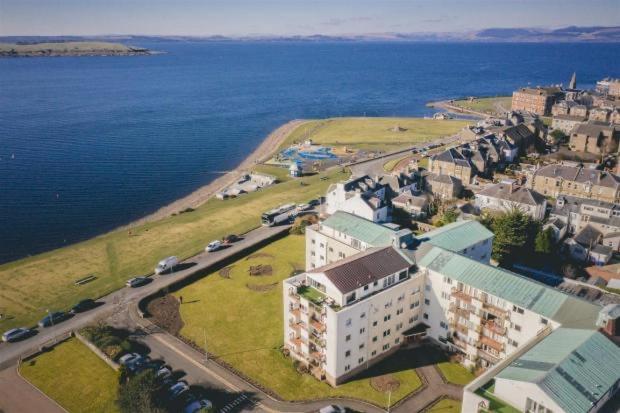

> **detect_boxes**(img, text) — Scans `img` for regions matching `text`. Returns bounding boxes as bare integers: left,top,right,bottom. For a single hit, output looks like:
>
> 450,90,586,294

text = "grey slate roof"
534,165,620,189
574,225,602,247
431,148,471,168
314,247,411,294
572,121,616,136
426,173,461,186
477,183,546,206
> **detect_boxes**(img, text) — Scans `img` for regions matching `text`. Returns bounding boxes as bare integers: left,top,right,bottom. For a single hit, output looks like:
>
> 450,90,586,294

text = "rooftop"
534,165,620,189
418,246,601,327
416,220,493,253
496,328,620,413
321,211,395,247
477,183,546,206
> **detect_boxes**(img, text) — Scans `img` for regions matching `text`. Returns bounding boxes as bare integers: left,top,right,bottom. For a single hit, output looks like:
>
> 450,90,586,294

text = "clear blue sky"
1,0,619,36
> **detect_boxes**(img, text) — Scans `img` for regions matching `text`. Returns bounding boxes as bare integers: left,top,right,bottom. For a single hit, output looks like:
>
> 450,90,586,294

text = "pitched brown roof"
314,247,411,294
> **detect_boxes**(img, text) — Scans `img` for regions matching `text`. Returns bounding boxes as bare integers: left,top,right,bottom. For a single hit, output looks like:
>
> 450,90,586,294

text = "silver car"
2,327,32,342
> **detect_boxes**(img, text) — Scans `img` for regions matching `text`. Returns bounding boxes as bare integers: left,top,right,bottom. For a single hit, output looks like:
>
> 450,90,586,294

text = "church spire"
569,72,577,90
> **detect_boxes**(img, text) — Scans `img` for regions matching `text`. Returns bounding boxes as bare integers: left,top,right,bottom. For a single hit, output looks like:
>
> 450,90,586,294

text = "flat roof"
416,220,493,253
321,211,396,246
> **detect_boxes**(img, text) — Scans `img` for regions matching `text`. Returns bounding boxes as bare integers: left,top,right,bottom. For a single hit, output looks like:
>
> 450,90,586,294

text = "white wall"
494,378,564,413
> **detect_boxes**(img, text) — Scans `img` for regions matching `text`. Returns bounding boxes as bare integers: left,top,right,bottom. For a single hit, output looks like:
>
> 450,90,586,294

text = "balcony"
310,350,326,362
451,289,472,303
290,308,301,318
478,348,501,365
289,320,306,331
297,285,327,306
482,303,509,319
309,333,326,348
482,320,507,335
310,318,326,333
480,336,504,353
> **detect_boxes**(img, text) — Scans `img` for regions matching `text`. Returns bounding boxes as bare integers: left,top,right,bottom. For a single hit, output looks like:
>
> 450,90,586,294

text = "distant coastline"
0,41,152,57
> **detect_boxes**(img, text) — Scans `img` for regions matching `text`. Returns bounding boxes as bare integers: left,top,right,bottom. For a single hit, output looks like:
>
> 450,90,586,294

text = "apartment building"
283,246,424,385
475,181,547,220
569,121,619,155
530,164,620,203
511,87,562,116
551,114,586,135
324,175,388,222
550,195,620,239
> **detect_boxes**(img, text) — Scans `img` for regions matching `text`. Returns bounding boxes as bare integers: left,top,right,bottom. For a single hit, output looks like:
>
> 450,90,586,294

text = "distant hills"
0,41,151,57
2,26,619,44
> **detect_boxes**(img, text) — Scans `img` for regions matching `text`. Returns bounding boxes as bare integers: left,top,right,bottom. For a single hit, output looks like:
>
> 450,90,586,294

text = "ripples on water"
0,41,618,263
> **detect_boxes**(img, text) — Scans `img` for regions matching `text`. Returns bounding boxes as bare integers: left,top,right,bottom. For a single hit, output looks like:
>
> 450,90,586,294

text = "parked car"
308,199,320,207
127,355,150,373
319,405,346,413
70,298,97,314
38,311,68,328
167,381,190,400
205,240,222,252
118,353,141,366
156,366,172,380
185,399,213,413
222,234,240,244
126,277,150,288
155,256,178,274
2,327,33,342
296,203,311,212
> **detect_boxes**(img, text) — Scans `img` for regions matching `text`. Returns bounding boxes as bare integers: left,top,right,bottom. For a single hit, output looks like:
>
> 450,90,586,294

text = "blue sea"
1,42,618,263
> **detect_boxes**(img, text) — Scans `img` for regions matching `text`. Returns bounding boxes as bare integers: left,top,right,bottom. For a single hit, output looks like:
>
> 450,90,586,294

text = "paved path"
397,365,462,412
0,224,290,370
0,367,65,413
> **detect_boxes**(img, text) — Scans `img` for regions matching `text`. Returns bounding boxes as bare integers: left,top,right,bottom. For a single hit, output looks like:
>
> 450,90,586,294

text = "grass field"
436,362,475,385
428,398,462,412
451,96,512,116
0,168,349,332
383,155,410,172
251,164,293,182
175,235,422,408
281,117,470,151
20,338,119,413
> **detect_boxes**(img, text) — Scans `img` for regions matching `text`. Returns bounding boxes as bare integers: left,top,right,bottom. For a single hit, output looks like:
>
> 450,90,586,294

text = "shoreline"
122,119,307,229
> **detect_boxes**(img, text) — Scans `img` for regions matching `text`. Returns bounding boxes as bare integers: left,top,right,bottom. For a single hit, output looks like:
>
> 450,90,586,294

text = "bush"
290,214,318,235
117,370,166,413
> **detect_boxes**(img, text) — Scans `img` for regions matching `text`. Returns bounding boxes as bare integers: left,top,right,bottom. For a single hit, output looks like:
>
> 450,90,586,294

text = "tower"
569,72,577,90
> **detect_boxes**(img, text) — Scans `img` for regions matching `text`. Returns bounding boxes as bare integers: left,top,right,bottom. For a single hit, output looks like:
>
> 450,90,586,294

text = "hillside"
0,41,150,57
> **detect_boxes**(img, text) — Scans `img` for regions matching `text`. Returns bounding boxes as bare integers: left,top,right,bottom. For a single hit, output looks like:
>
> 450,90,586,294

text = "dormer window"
346,292,356,304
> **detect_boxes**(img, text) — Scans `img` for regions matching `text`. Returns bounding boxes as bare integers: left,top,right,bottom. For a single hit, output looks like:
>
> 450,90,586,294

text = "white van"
155,256,178,274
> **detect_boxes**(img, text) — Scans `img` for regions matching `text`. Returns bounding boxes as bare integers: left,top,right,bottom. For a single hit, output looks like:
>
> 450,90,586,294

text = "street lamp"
203,328,208,362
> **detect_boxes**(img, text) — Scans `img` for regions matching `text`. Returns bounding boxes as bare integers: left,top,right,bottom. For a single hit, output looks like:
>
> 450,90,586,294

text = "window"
311,239,315,244
384,314,391,322
440,321,448,329
372,321,378,327
373,280,378,286
425,284,431,291
441,292,450,300
508,339,519,347
319,255,324,261
363,285,369,291
395,338,400,344
398,271,407,281
344,365,351,372
346,292,356,304
372,336,378,342
411,286,420,294
346,318,352,327
359,343,365,350
319,243,324,248
424,299,430,305
345,350,351,357
382,344,390,351
512,305,524,315
396,322,403,330
338,252,345,259
396,308,403,315
351,238,361,249
541,317,548,325
360,312,366,319
360,327,365,334
345,334,351,342
443,276,452,284
383,329,391,337
328,247,333,252
514,324,522,332
384,301,393,309
311,251,316,256
371,350,377,356
383,274,396,288
423,313,429,320
358,357,364,364
398,293,405,301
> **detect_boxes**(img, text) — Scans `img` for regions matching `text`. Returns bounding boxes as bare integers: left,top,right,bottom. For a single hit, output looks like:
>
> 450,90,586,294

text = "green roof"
322,211,395,246
418,247,601,326
496,328,620,413
417,220,493,253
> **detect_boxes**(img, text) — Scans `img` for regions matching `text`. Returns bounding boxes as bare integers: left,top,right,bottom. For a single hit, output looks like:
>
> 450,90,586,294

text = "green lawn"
436,362,475,385
0,168,349,332
475,382,521,413
451,96,512,116
20,338,119,413
175,235,422,408
281,117,470,152
251,164,293,182
428,398,462,413
383,155,410,172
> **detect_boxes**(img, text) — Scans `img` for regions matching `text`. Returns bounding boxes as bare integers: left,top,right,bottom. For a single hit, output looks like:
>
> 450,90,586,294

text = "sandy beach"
123,119,306,228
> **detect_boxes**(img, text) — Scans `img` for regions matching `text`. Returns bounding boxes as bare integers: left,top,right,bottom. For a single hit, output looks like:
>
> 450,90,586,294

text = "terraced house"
283,213,620,412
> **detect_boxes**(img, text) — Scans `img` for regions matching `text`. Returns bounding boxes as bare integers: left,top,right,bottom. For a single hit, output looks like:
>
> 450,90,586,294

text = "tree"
436,208,459,227
534,227,554,255
117,370,166,413
490,208,539,265
549,129,567,145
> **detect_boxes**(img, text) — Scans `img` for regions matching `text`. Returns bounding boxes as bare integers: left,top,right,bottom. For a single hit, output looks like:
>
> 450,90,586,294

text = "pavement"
0,366,65,413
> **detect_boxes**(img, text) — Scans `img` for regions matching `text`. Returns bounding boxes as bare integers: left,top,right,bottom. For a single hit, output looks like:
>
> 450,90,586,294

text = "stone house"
424,173,463,200
474,181,547,220
428,148,473,184
530,164,620,203
569,121,619,155
551,114,586,135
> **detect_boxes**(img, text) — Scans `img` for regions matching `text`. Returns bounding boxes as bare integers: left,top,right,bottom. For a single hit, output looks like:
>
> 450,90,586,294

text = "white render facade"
324,176,389,223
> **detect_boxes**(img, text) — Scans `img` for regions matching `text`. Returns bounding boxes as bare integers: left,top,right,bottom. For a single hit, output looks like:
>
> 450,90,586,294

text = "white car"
296,203,311,212
167,381,190,399
319,406,346,413
185,399,213,413
156,366,172,380
118,353,141,366
155,256,178,274
206,240,222,252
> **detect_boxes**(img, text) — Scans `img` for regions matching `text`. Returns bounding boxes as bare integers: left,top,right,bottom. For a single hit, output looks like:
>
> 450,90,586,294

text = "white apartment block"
283,212,620,412
324,175,388,222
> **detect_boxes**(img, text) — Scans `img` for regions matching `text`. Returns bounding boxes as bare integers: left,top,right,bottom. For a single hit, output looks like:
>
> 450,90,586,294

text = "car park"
2,327,33,342
70,298,97,314
126,277,149,288
185,399,213,413
205,240,222,252
167,381,190,400
37,311,68,328
155,256,179,274
126,355,150,373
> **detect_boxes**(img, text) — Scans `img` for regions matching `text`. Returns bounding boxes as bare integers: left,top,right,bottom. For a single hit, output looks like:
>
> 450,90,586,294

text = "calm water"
1,42,619,263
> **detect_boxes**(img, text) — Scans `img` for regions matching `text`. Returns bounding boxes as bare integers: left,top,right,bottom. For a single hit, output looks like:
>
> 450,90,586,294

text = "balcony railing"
451,290,472,303
482,320,507,335
478,348,501,364
310,318,326,333
480,336,504,353
482,303,508,319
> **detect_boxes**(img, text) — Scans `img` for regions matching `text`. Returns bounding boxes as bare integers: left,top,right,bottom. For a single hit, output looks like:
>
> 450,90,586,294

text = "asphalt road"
0,224,290,370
